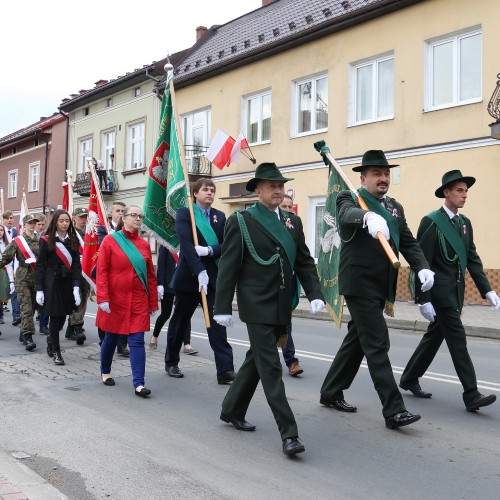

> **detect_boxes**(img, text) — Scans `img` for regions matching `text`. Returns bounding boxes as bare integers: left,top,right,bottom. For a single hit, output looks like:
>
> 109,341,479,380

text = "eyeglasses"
125,213,144,220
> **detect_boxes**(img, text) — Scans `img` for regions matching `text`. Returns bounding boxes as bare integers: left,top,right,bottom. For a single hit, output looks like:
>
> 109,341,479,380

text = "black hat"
245,162,293,192
435,170,476,198
352,150,399,172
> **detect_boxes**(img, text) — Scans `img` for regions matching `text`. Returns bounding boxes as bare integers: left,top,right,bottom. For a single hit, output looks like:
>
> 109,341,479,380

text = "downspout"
40,135,49,216
59,109,70,216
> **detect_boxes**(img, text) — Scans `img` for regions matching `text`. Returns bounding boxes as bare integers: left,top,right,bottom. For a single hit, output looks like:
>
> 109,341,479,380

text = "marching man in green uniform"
400,170,499,411
214,162,325,456
0,214,40,351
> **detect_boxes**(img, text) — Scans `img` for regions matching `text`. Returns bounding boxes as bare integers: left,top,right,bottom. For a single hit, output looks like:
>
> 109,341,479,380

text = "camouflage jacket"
0,232,39,287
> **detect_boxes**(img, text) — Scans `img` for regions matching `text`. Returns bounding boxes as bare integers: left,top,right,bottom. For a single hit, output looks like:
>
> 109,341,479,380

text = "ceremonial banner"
62,182,69,211
18,191,29,233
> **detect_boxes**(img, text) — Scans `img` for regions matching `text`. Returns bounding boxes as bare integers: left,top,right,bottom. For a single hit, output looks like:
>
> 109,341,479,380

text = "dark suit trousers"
400,305,479,404
164,288,233,375
320,296,405,418
222,323,298,440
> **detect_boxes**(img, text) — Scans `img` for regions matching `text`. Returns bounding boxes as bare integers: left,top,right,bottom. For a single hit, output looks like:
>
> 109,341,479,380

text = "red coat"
96,229,158,334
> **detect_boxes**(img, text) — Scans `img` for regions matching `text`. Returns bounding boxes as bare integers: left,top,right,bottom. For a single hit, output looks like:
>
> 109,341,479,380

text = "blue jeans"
39,314,49,329
11,292,20,319
100,332,146,388
282,323,299,366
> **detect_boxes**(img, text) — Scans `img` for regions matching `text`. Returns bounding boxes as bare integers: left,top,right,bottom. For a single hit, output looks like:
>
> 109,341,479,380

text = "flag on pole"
316,156,348,327
18,191,29,234
62,182,69,211
206,129,236,169
142,69,188,252
229,132,250,165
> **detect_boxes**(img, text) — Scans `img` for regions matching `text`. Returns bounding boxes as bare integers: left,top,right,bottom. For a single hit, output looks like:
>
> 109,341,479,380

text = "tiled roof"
172,0,422,86
0,113,65,146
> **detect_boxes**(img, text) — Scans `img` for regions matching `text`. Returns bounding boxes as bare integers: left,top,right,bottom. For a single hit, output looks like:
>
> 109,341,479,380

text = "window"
181,109,211,174
244,91,271,144
425,28,482,110
102,130,116,170
127,121,145,170
350,54,394,125
308,196,326,259
29,162,40,192
8,170,18,198
106,98,112,107
292,74,328,136
84,107,89,116
78,137,92,174
134,87,141,97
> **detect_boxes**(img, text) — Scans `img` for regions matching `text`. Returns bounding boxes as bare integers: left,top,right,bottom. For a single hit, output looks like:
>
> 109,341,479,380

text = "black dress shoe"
282,437,305,456
320,397,357,412
399,382,432,398
385,411,421,429
166,365,184,378
220,412,255,431
102,376,115,386
466,393,496,412
135,387,151,397
12,317,21,326
217,370,236,385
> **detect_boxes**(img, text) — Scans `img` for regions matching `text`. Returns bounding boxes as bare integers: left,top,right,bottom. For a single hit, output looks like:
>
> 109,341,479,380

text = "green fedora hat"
435,169,476,198
246,162,294,192
352,150,399,172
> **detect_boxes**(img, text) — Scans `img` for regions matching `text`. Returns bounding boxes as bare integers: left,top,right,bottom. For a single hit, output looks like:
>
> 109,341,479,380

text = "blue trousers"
11,292,20,319
100,332,146,388
281,323,299,366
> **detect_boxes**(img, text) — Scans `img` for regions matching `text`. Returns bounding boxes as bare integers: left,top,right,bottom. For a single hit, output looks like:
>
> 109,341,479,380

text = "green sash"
358,188,400,251
193,204,220,267
426,210,467,275
111,231,148,293
246,202,296,270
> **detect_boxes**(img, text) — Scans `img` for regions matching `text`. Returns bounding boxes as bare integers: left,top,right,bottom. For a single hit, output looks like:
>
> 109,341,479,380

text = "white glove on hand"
418,269,435,292
365,212,390,240
73,287,81,307
310,299,326,314
157,285,164,300
150,310,158,317
195,245,209,257
25,258,36,264
419,302,436,322
198,270,209,294
99,302,111,313
214,314,234,327
36,291,44,306
9,282,15,294
485,291,500,311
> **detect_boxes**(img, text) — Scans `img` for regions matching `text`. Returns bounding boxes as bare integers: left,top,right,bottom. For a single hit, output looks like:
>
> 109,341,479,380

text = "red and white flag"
18,192,28,234
62,182,69,211
81,176,105,290
206,129,235,170
230,132,250,165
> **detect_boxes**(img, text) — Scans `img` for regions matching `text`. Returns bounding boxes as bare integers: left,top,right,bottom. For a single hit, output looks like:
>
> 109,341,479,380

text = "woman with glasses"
96,205,158,397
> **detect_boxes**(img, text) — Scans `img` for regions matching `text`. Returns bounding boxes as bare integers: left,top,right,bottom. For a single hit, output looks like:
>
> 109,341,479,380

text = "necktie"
205,209,210,223
451,215,461,235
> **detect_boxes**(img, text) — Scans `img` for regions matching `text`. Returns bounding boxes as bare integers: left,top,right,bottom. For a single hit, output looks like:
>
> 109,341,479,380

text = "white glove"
214,314,234,327
99,302,111,313
419,302,436,322
150,310,158,317
9,282,15,294
25,258,36,264
485,291,500,311
365,212,390,240
198,270,209,294
310,299,325,314
195,245,209,257
157,285,164,300
36,291,44,306
418,269,435,292
73,287,81,307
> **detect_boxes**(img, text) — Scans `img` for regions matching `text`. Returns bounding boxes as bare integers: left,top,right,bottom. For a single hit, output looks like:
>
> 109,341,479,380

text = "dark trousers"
320,296,405,418
281,323,298,366
98,327,127,347
152,293,191,344
11,292,20,319
222,323,298,440
97,170,107,190
48,316,66,350
401,305,479,405
39,314,49,329
165,288,233,375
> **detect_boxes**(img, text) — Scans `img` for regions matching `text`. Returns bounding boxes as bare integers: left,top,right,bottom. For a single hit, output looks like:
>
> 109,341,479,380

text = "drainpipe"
40,135,50,216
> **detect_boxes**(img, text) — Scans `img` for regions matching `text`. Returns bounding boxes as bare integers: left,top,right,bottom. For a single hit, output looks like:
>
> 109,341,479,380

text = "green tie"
452,215,461,235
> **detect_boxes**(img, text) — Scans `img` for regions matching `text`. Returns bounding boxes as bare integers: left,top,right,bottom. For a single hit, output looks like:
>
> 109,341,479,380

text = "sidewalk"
292,297,500,340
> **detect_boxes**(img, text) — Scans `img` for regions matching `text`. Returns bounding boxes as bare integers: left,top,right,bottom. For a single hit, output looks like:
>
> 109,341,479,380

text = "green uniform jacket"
0,233,39,287
214,207,323,325
415,208,491,309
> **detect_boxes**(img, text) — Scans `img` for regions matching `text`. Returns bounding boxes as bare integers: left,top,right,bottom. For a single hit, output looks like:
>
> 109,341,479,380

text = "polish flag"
230,132,250,165
206,129,235,170
18,193,28,234
62,182,69,211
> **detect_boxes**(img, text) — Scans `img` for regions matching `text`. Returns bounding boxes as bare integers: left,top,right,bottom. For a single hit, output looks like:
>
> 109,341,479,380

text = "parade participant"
96,205,158,397
164,178,234,384
3,210,21,325
214,162,325,456
400,170,499,411
0,214,40,351
35,209,82,366
0,226,10,328
34,213,49,335
319,150,434,429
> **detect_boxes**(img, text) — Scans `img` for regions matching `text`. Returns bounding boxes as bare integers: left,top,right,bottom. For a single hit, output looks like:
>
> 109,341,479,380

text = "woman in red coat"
97,205,158,397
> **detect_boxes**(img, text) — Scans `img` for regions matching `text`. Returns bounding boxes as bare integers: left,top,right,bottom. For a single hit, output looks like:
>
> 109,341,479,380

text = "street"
1,303,499,499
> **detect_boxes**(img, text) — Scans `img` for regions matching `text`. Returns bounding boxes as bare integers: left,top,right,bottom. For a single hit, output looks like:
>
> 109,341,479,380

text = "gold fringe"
277,334,288,348
384,300,395,317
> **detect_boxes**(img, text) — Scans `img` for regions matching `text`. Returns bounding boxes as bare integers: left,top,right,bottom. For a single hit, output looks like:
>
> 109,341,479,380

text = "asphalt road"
0,304,499,499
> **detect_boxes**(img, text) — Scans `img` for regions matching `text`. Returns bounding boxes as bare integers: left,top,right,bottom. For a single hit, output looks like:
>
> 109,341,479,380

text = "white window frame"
308,196,326,261
291,73,328,137
349,52,395,126
78,137,93,174
126,120,145,170
242,89,272,145
424,27,482,111
181,108,211,174
28,162,40,192
102,129,116,170
8,170,18,198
